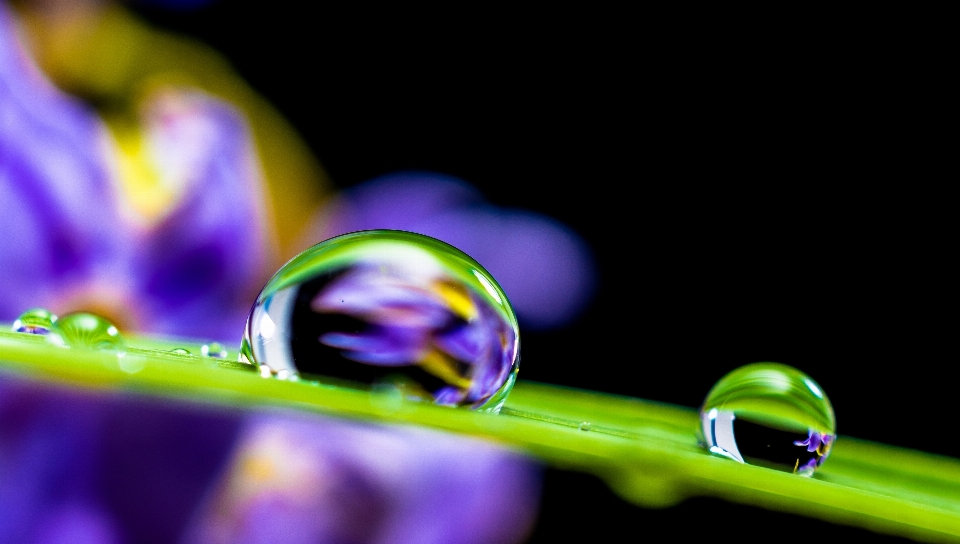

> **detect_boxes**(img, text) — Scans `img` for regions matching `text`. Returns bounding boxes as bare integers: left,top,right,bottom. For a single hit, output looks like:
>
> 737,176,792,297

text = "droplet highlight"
241,230,520,411
201,342,228,359
118,353,145,374
47,312,125,350
12,308,57,335
699,362,835,476
578,421,592,432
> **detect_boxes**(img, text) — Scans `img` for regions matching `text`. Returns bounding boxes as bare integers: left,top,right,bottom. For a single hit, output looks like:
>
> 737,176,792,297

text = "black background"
130,3,948,541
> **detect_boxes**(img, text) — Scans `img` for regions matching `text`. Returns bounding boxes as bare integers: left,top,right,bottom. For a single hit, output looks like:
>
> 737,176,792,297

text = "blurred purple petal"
0,379,108,543
307,255,516,403
0,3,123,319
798,457,819,474
794,430,822,453
131,91,271,341
434,386,467,405
313,268,452,328
320,325,428,365
310,172,596,329
7,375,545,544
315,171,483,236
0,7,541,543
435,311,499,363
0,376,243,544
2,365,539,544
436,300,516,401
33,503,122,544
415,208,595,330
0,4,269,342
181,414,541,544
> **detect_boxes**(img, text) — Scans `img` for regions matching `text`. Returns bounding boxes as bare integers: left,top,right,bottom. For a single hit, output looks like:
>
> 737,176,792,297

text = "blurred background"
2,0,951,541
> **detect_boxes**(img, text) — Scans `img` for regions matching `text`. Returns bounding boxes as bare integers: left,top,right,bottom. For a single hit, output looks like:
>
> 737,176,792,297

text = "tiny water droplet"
370,378,410,413
12,308,57,335
578,421,592,432
47,312,125,350
118,353,145,374
241,230,520,411
699,362,836,476
170,348,191,355
201,342,228,359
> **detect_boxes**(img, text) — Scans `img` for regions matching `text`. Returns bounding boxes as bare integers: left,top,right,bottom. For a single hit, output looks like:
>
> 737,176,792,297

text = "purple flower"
794,430,823,453
0,376,243,543
181,414,540,544
796,457,819,474
306,172,596,330
794,430,834,457
313,260,517,406
0,5,542,542
794,430,834,471
0,3,121,319
0,377,541,544
0,2,269,342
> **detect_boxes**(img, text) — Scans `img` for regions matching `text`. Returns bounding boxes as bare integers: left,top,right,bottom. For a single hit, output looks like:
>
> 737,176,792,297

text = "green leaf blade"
2,328,959,541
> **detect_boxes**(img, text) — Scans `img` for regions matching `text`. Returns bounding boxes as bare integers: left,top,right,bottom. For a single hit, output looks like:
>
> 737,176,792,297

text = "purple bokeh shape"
0,375,241,544
0,7,543,542
0,375,541,544
0,2,122,319
309,172,596,330
0,1,270,342
182,413,540,544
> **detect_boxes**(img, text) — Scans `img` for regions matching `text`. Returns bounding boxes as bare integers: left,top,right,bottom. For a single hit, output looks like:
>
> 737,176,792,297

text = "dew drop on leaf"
241,230,520,412
699,362,836,476
12,308,58,335
46,312,125,351
201,342,228,359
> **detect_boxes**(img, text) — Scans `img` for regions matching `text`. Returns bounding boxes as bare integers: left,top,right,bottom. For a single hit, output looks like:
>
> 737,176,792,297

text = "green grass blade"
2,328,958,542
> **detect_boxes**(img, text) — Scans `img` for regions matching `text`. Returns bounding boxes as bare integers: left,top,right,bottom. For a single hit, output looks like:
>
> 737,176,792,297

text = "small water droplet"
241,230,520,411
578,421,592,431
699,362,836,476
170,348,192,355
201,342,228,359
12,308,58,335
47,312,125,350
370,379,409,413
118,353,145,374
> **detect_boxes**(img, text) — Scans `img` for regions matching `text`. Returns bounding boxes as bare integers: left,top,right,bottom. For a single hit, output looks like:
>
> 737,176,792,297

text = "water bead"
12,308,58,335
201,342,228,359
170,348,192,355
699,362,836,476
47,312,125,350
241,230,520,411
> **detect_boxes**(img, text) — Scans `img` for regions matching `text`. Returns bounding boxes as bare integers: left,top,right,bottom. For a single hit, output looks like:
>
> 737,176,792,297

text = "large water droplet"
12,308,58,335
47,312,125,350
241,230,520,411
699,362,836,476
